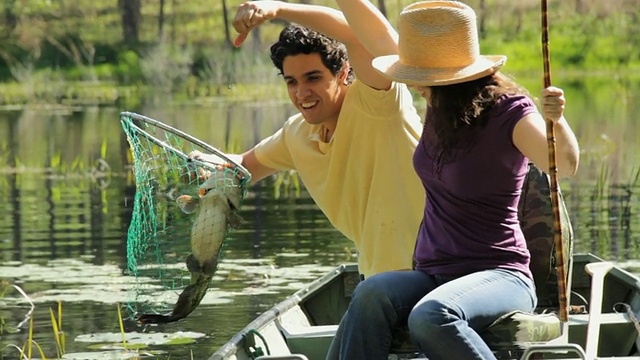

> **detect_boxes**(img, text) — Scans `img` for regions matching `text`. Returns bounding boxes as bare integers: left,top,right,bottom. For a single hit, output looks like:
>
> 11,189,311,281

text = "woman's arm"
513,87,580,177
334,0,399,57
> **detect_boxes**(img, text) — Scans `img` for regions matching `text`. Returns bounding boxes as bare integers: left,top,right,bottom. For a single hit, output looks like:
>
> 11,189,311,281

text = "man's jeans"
326,268,536,360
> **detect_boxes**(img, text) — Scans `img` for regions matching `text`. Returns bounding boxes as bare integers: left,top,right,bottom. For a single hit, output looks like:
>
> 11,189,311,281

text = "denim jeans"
326,268,536,360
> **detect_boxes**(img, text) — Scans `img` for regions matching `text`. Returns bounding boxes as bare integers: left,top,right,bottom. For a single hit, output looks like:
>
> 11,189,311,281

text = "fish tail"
168,275,213,320
136,313,180,324
135,275,213,325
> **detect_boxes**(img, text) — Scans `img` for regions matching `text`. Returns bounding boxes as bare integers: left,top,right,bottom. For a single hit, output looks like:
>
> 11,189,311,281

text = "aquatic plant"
48,301,65,358
117,303,128,350
0,281,35,331
274,170,302,199
0,282,45,359
24,316,48,360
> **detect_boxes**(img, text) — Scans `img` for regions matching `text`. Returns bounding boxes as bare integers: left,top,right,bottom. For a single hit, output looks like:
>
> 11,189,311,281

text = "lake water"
1,74,639,359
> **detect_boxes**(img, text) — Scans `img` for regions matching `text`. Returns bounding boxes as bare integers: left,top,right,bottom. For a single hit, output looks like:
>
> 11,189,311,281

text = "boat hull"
211,253,640,360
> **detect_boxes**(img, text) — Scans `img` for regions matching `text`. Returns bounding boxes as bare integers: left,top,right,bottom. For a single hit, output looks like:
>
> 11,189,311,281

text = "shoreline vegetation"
0,0,638,107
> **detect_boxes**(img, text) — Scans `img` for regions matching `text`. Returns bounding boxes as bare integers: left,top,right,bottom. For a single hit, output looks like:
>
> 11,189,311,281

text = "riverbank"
0,67,636,108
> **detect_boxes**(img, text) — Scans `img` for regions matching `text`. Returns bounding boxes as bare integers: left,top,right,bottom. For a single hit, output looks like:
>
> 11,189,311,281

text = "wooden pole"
541,0,568,322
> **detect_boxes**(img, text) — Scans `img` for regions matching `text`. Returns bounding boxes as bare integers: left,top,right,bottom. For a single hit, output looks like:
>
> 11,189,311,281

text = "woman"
326,1,580,359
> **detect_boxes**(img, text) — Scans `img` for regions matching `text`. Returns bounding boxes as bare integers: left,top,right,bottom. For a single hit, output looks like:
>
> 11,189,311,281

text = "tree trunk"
4,0,18,31
171,0,177,45
118,0,141,46
377,0,387,18
159,0,165,40
222,0,233,48
478,0,486,36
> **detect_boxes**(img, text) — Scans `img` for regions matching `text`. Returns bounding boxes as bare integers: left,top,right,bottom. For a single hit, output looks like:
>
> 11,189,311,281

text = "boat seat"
276,305,339,360
389,310,564,358
389,311,637,359
278,325,337,360
568,312,633,325
280,324,339,338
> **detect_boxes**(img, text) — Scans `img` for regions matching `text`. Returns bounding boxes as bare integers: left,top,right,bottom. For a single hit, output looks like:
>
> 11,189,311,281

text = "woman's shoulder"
496,93,535,107
492,93,537,118
496,93,535,106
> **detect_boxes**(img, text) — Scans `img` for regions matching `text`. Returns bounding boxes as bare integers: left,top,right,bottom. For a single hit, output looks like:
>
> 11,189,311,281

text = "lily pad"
86,343,148,350
75,331,205,346
61,349,158,359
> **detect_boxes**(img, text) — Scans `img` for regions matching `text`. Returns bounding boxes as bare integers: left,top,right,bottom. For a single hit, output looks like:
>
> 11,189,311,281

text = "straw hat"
372,1,506,86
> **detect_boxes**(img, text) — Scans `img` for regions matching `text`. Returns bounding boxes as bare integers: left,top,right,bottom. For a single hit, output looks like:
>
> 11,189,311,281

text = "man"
196,1,423,278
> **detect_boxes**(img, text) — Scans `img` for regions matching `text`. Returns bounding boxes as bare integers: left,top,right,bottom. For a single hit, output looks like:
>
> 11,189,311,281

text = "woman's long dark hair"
427,72,529,160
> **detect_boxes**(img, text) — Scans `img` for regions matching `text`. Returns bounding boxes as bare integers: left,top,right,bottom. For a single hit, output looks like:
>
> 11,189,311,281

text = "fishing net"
120,112,251,317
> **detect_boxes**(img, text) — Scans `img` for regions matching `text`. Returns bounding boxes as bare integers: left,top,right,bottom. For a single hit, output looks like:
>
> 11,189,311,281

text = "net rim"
120,111,252,183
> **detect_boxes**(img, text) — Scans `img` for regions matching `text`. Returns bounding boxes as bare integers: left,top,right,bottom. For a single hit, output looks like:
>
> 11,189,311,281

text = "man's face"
281,53,347,129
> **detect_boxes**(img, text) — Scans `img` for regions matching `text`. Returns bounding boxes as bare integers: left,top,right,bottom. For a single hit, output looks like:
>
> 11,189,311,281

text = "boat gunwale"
210,265,353,359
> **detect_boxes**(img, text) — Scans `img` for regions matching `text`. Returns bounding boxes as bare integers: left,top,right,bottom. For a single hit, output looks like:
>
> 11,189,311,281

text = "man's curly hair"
270,24,354,83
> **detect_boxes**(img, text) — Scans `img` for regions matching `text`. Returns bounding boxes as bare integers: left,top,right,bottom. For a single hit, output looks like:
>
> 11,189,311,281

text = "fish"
136,164,244,324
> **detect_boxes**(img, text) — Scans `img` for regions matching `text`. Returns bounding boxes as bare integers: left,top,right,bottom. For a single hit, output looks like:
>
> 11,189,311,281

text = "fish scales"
136,164,243,324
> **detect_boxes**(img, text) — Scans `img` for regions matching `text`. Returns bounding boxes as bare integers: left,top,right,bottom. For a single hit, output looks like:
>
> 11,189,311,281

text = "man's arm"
232,0,392,90
189,149,278,185
239,149,278,185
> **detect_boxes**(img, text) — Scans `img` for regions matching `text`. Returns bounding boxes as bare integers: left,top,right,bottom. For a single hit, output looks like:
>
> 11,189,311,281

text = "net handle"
120,111,252,181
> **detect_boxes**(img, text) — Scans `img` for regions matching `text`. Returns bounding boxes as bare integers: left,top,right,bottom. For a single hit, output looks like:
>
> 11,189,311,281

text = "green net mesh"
120,112,251,321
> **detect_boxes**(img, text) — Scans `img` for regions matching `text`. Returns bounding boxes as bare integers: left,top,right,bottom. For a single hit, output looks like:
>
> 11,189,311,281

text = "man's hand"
232,1,279,47
188,150,223,164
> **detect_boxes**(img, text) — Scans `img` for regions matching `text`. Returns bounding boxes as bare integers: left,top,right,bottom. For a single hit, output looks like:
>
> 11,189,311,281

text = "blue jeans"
326,268,536,360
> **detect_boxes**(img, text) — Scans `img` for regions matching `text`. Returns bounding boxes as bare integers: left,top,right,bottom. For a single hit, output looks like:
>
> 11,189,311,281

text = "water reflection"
0,168,350,358
1,76,639,358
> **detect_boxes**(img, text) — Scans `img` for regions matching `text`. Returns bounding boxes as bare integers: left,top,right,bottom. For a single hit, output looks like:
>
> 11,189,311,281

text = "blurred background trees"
0,0,637,90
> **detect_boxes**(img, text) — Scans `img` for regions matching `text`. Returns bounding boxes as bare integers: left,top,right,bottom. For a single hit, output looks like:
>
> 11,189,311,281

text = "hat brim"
372,54,507,86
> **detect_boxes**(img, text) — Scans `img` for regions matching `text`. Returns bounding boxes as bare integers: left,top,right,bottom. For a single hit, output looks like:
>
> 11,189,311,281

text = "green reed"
116,303,129,350
0,282,46,360
273,170,302,199
48,301,65,358
24,316,48,360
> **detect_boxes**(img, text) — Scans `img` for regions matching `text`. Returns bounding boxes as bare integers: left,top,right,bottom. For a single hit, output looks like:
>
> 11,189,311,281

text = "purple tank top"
413,94,537,279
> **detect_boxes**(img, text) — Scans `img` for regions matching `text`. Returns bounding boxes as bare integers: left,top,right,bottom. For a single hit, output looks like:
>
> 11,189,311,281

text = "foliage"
0,0,638,103
139,42,193,92
116,50,143,84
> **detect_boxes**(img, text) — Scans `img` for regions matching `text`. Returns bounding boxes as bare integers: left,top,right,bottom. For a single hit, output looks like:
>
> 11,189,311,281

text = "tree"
377,0,387,18
118,0,141,46
3,0,18,33
159,0,166,40
478,0,486,35
221,0,233,48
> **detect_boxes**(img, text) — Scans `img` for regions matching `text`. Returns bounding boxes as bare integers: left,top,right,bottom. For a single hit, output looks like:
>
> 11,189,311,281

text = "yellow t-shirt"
254,80,424,278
